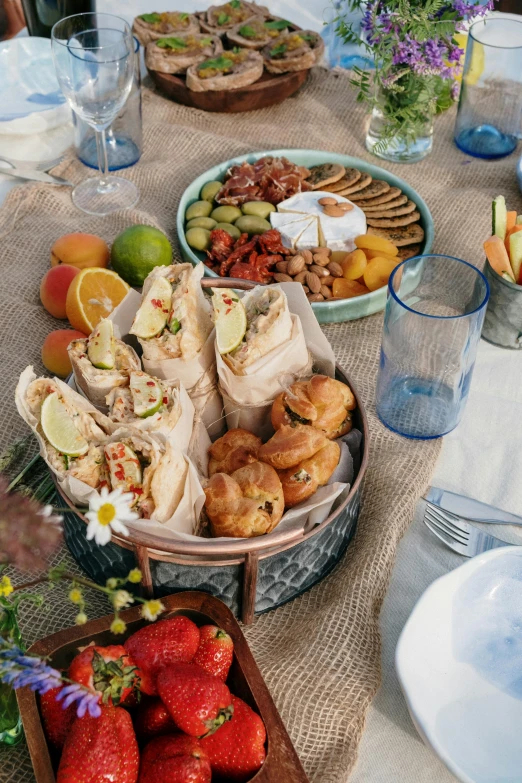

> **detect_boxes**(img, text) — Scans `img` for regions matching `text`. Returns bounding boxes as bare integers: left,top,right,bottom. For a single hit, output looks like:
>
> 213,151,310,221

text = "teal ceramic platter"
176,149,434,323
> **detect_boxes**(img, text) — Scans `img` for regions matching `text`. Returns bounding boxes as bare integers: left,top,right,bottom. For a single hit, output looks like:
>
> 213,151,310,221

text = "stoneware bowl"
396,546,522,783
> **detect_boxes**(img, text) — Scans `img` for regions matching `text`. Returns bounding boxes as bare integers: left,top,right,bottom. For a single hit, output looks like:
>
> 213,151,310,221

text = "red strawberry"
139,734,211,783
193,625,233,682
200,695,266,782
124,617,200,695
69,645,139,706
156,662,233,738
39,684,77,749
133,697,177,741
57,705,139,783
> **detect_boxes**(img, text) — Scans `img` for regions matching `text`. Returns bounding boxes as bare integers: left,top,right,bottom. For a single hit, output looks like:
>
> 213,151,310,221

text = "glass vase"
0,606,24,746
366,91,434,163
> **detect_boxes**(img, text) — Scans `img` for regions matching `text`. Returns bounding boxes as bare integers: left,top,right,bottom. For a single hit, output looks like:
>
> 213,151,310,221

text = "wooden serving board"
148,67,309,113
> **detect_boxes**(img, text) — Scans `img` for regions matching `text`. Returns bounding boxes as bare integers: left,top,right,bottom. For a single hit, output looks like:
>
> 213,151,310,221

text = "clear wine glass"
51,12,139,215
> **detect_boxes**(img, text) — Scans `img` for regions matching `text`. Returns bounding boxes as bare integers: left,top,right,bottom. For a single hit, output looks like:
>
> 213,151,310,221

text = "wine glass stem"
95,128,111,193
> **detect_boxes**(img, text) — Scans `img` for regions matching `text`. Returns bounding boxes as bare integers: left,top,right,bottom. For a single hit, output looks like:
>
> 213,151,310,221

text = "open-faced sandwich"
262,30,324,73
133,11,200,46
226,16,292,50
145,34,223,75
198,1,268,36
68,319,141,410
186,48,264,92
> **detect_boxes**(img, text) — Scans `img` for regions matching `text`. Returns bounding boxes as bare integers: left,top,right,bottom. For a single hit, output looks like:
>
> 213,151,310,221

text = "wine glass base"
72,176,139,216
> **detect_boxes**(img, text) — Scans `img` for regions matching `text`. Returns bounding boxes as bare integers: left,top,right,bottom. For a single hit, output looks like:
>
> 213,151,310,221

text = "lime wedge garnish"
130,372,163,418
130,277,172,339
88,319,116,370
41,393,89,457
104,442,142,497
212,288,247,354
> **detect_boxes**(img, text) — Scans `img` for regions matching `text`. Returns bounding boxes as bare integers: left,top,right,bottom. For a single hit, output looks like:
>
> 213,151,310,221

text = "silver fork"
423,502,510,557
0,154,65,172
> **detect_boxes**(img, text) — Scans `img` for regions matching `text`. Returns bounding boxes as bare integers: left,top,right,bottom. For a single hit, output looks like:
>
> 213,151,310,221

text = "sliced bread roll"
186,48,263,92
199,1,268,36
133,12,200,47
226,16,291,49
263,30,324,74
145,33,223,74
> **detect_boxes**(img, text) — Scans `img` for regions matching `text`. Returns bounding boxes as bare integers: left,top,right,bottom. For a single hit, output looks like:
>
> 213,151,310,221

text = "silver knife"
424,486,522,526
0,167,72,186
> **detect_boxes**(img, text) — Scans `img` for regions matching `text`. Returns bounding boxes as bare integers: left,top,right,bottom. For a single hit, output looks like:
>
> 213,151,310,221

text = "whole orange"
50,233,110,270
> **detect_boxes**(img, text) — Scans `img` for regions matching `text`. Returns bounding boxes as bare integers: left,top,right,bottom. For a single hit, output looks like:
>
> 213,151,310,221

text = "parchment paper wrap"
216,283,335,439
68,337,141,412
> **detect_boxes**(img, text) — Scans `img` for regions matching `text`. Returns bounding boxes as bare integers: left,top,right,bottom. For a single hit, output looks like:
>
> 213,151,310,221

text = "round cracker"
356,187,402,207
397,243,422,260
367,223,425,247
321,168,362,192
361,200,417,219
307,163,345,190
340,172,372,195
349,179,390,202
366,211,421,228
363,194,408,212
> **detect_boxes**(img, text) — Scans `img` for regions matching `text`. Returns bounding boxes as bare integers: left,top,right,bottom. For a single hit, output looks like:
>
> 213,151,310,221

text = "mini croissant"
271,375,356,439
204,461,284,538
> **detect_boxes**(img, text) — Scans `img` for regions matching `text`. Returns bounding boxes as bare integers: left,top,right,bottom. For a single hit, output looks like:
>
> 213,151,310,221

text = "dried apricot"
363,257,397,291
341,249,367,281
354,234,398,256
332,278,370,298
362,248,400,262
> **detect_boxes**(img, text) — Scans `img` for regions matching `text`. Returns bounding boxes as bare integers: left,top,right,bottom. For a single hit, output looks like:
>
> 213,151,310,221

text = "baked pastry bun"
208,428,262,476
271,375,356,439
278,440,340,508
258,424,328,470
204,461,284,537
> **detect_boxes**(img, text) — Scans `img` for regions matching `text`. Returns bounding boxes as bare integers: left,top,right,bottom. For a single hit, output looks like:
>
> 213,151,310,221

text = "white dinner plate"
0,37,70,135
396,546,522,783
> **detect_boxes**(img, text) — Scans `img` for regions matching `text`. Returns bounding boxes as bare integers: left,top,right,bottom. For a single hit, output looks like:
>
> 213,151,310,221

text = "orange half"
65,268,130,334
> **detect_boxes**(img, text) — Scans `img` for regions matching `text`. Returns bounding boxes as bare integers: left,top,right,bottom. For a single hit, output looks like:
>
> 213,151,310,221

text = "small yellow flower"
106,578,118,590
112,590,134,611
75,612,88,626
69,587,83,605
0,576,13,598
141,599,165,622
127,568,142,584
110,616,127,635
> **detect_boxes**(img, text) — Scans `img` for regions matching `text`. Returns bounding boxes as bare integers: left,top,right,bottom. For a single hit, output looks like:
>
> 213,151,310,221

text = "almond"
318,196,338,206
301,249,314,265
275,261,288,274
273,272,293,283
320,285,333,299
322,274,335,286
311,246,331,256
338,203,354,212
310,264,330,278
327,261,344,278
313,253,330,267
301,285,309,294
305,271,321,293
307,292,325,302
287,255,305,275
322,205,345,218
294,270,308,283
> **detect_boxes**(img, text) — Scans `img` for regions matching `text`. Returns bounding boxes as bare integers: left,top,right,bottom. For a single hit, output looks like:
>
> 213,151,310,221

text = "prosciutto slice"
216,156,311,206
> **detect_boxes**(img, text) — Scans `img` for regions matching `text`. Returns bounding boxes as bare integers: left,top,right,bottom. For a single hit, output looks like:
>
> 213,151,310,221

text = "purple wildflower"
0,637,101,718
451,82,461,101
453,0,494,19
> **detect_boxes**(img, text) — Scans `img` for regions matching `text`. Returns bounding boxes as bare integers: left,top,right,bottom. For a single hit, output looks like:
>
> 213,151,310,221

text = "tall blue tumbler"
375,255,489,440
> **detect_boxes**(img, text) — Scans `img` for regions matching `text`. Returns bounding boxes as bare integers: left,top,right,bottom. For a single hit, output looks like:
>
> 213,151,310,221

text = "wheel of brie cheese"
270,191,367,252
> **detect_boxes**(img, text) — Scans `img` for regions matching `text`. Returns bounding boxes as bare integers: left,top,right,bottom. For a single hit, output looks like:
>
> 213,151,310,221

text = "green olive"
185,227,211,251
211,205,242,224
215,222,241,239
201,180,222,202
234,215,272,235
186,200,213,221
186,217,217,230
241,201,276,219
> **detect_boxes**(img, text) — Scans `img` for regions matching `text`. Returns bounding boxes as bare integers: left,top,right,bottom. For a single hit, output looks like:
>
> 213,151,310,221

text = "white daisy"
85,487,138,546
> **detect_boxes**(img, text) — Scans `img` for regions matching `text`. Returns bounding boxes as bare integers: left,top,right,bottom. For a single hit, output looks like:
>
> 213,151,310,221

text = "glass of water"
51,13,139,215
454,16,522,159
375,255,489,440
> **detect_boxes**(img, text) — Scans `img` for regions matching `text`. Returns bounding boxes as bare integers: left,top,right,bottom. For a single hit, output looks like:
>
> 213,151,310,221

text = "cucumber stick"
492,195,507,240
509,231,522,282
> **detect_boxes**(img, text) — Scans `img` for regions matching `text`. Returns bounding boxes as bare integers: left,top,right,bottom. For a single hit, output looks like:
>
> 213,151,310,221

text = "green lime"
130,277,172,339
212,288,247,354
111,225,172,287
130,372,163,418
87,319,115,370
41,393,89,457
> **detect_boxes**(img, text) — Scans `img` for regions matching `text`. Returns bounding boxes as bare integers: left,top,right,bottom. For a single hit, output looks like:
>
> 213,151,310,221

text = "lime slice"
130,372,163,418
130,277,172,339
41,393,89,457
87,319,116,370
104,442,142,496
212,288,247,354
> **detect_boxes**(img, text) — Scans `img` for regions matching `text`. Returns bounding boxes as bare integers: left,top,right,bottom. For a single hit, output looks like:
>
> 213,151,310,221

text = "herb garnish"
179,12,188,20
239,24,256,38
230,0,241,7
264,19,290,30
201,37,213,45
269,43,287,58
217,12,230,25
156,37,187,50
198,55,234,71
140,12,162,23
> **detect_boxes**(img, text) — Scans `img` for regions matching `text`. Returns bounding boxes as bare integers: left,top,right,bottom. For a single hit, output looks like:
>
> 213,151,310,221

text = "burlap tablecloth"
1,67,519,782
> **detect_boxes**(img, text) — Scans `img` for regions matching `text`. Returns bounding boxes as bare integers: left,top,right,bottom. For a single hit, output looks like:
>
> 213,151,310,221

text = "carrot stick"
484,235,515,281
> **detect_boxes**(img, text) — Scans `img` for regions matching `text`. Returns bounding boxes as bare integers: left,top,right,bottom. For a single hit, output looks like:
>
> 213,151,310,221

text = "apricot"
51,233,110,270
354,234,398,257
41,329,87,377
40,265,80,319
341,249,367,280
363,257,397,291
332,278,370,298
363,248,401,263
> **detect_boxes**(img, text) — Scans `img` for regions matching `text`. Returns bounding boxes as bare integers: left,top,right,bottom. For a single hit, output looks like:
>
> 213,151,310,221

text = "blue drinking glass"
375,255,489,440
454,16,522,160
